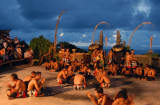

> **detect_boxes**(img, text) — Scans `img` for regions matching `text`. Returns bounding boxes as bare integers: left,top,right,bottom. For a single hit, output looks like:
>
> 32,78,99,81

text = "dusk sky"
0,0,160,49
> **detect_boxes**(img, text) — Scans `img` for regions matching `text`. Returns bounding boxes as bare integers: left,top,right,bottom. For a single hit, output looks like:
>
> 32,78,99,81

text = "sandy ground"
0,65,160,105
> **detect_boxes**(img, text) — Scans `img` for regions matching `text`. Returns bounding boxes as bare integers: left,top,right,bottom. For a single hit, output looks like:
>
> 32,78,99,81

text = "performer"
87,87,113,105
64,49,70,64
27,72,45,97
6,74,26,100
124,51,131,68
98,50,104,69
73,72,86,90
108,49,113,64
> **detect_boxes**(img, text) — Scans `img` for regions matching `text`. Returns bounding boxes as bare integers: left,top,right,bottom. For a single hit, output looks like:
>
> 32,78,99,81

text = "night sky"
0,0,160,49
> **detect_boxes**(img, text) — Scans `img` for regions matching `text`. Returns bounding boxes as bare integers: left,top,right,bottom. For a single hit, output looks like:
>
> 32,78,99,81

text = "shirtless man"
113,88,135,105
112,63,119,76
134,64,143,79
73,72,86,90
72,59,81,72
108,49,113,64
23,71,36,90
6,74,26,99
44,60,51,70
27,72,45,97
130,50,137,69
107,63,113,76
97,72,111,88
98,50,104,68
50,59,59,72
147,68,156,81
121,67,127,76
124,51,131,68
59,59,65,71
92,49,98,63
143,65,150,79
87,87,113,105
60,48,65,60
125,68,132,78
66,65,75,83
79,65,91,79
80,59,85,69
65,49,70,64
57,65,68,84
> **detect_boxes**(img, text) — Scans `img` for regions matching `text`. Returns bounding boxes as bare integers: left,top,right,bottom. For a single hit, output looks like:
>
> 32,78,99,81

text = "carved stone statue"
123,41,126,46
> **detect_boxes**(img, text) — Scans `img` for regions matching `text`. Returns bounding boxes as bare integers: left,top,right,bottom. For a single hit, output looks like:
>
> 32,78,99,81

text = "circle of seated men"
6,48,157,105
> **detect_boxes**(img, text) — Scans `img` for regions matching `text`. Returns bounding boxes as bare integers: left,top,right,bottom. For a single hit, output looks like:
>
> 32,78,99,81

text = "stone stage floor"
0,65,160,105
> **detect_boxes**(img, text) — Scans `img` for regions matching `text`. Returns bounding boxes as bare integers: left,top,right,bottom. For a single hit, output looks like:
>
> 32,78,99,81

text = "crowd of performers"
106,49,157,81
6,48,158,105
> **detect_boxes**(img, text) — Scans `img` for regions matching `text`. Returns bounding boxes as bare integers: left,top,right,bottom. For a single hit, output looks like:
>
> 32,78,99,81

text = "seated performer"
111,62,119,76
134,64,143,79
121,67,127,76
59,59,65,71
66,65,75,83
97,72,111,88
122,68,131,78
143,64,150,79
113,88,135,105
57,65,68,84
23,71,36,89
72,59,81,72
80,59,85,69
93,65,101,76
6,74,26,100
73,72,86,90
87,87,113,105
107,63,113,76
50,59,59,72
27,72,45,97
79,65,91,79
147,68,156,81
44,60,51,70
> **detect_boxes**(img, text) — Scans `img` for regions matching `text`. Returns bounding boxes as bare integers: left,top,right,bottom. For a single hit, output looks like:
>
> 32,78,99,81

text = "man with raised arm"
87,87,113,105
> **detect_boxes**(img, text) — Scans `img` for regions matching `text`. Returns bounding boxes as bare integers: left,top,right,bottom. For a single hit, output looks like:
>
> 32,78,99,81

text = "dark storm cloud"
0,0,160,49
15,0,143,30
1,0,158,31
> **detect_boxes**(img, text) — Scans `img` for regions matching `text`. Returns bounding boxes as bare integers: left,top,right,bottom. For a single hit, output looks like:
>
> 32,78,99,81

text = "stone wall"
70,53,91,64
152,57,160,68
135,55,149,67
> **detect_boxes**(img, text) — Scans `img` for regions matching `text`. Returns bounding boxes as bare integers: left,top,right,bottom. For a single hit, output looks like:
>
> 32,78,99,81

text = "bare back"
74,74,85,84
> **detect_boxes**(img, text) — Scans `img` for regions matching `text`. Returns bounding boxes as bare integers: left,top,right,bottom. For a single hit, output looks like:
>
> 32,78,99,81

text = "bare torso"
74,74,85,84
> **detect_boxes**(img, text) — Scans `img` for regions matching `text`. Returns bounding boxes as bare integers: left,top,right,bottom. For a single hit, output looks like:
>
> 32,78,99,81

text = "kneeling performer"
73,72,86,90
